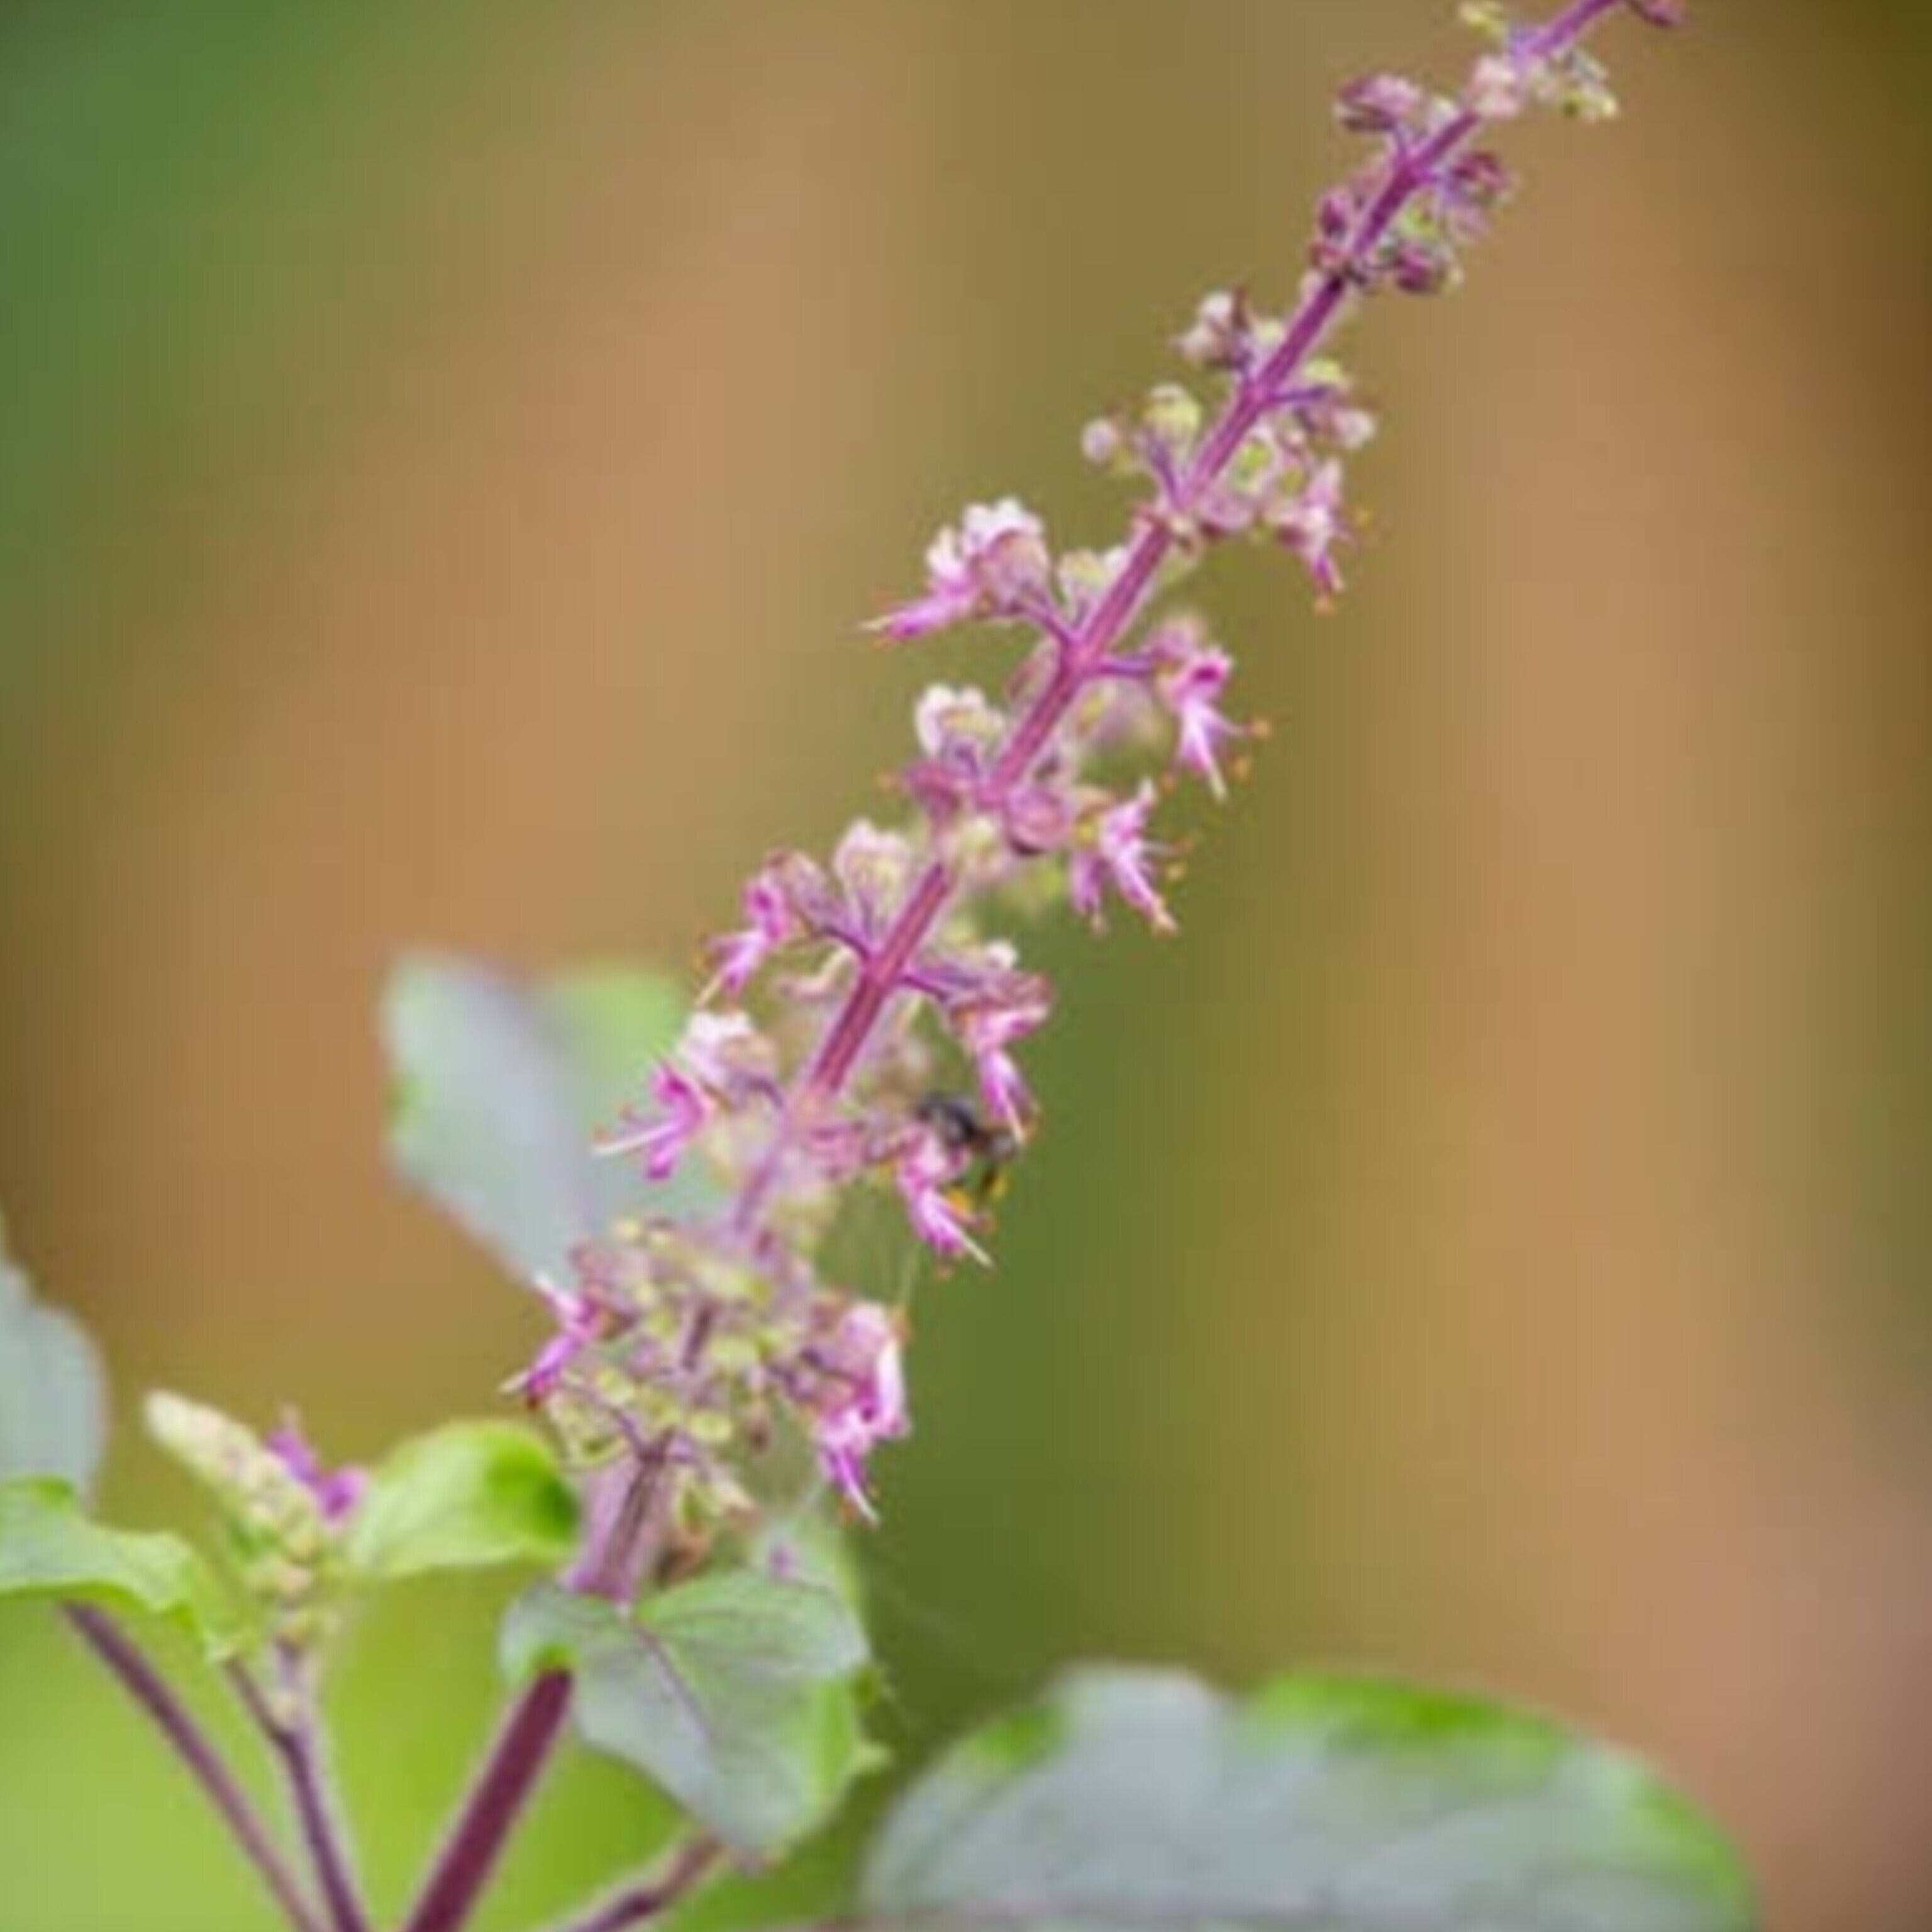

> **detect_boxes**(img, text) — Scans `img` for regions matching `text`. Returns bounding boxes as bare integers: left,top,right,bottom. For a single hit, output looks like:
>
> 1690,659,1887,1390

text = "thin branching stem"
230,1659,372,1932
538,1838,723,1932
402,1668,575,1932
65,1605,325,1932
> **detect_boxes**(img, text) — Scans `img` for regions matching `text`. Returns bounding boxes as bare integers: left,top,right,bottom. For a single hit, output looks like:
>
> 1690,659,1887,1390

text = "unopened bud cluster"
513,0,1679,1532
146,1393,364,1654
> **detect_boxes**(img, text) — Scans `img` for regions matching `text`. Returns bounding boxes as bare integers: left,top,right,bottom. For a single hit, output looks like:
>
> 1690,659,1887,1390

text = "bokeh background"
3,3,1928,1927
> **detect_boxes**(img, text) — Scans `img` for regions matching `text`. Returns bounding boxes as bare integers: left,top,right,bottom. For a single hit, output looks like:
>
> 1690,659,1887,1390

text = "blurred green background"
4,3,1931,1927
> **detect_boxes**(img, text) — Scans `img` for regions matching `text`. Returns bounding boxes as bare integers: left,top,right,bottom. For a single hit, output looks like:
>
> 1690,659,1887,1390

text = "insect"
913,1091,1021,1207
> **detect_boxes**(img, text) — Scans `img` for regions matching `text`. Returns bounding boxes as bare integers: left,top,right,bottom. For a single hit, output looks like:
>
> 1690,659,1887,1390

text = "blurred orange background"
3,4,1929,1928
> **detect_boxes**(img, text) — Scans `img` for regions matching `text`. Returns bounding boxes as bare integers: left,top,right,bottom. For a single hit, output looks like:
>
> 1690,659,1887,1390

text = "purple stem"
231,1662,372,1932
738,0,1632,1213
280,1723,371,1932
401,1461,666,1932
64,1605,325,1932
401,1668,575,1932
542,1838,721,1932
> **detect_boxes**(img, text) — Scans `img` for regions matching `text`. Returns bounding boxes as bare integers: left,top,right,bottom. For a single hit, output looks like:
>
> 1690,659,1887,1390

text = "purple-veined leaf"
502,1564,873,1860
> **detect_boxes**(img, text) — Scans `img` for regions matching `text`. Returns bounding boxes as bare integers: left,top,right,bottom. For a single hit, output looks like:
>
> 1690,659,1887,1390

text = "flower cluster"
514,0,1680,1533
145,1394,365,1655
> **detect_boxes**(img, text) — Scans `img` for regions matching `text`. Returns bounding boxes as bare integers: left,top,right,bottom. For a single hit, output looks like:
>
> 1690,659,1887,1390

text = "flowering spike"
146,1392,362,1653
521,0,1670,1532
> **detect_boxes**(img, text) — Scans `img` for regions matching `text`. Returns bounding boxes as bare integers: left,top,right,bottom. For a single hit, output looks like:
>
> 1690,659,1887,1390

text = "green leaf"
0,1229,107,1496
0,1478,245,1655
348,1420,579,1580
502,1565,872,1860
860,1667,1757,1932
748,1505,868,1611
382,952,696,1283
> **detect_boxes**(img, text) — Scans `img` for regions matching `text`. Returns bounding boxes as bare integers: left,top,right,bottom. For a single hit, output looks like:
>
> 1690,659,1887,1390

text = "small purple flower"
1197,423,1293,538
1152,625,1245,799
950,958,1050,1133
896,1130,988,1263
1469,52,1532,120
678,1009,774,1090
872,499,1053,642
267,1418,365,1528
914,684,1005,765
999,782,1074,858
1281,369,1379,454
602,1060,708,1180
974,1043,1031,1135
1310,175,1375,282
600,1011,778,1181
809,1302,909,1521
1438,154,1514,259
1271,457,1348,597
1334,74,1431,139
508,1275,606,1404
832,820,918,943
1055,544,1130,625
709,865,799,999
902,685,1009,824
1070,782,1175,934
1175,289,1256,373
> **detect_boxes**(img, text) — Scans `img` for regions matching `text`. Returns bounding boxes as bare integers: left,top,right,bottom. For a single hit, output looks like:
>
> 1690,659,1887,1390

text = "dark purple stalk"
543,1838,721,1932
401,1668,575,1932
230,1662,372,1932
402,1462,665,1932
285,1731,368,1932
65,1605,325,1932
740,0,1629,1213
